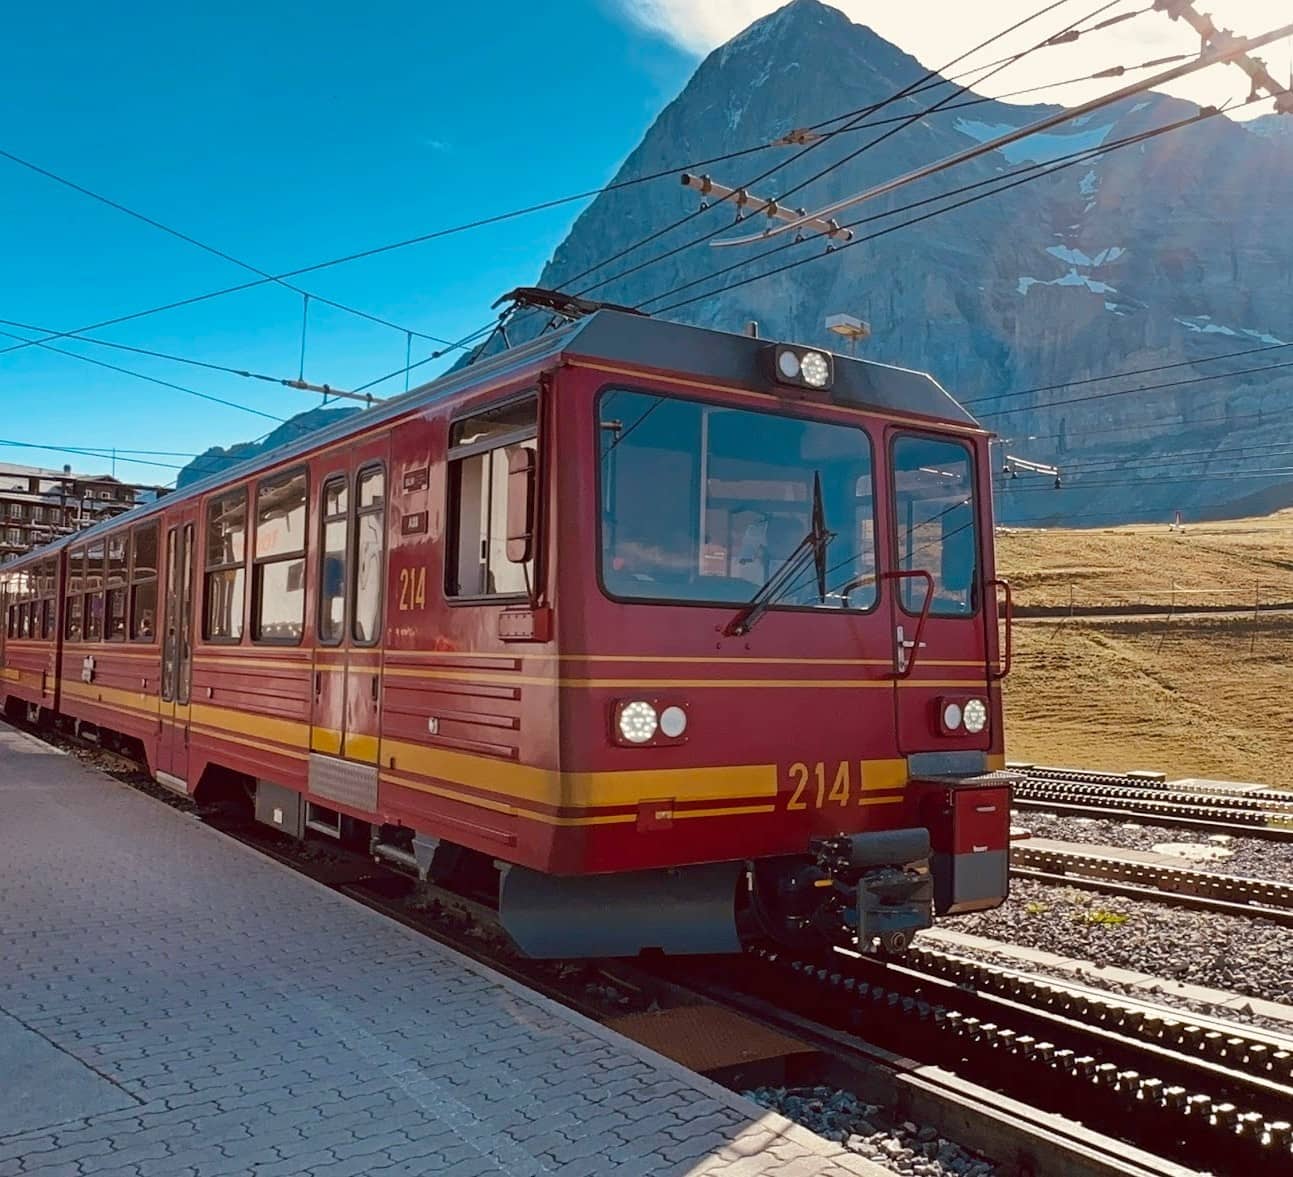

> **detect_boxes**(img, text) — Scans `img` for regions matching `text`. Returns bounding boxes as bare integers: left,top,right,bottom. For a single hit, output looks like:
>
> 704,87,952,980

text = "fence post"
1251,581,1260,655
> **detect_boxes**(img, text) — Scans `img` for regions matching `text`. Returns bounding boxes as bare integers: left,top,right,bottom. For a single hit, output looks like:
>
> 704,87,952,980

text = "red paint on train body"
2,311,1013,957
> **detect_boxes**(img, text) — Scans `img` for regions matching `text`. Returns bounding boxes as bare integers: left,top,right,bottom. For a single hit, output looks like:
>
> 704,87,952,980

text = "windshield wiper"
725,472,835,637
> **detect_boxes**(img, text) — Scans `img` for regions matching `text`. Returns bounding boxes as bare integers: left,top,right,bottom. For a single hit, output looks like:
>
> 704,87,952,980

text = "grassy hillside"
996,509,1293,611
997,512,1293,786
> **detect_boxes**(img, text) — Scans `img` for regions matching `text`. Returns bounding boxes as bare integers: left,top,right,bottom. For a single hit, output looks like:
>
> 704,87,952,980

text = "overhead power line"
963,338,1293,407
0,437,188,473
978,355,1293,418
0,146,455,348
0,316,376,404
715,17,1293,247
649,101,1231,315
0,328,286,424
566,0,1097,299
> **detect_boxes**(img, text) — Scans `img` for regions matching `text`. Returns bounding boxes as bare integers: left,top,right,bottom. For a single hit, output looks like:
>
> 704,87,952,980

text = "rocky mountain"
176,406,360,488
517,0,1293,524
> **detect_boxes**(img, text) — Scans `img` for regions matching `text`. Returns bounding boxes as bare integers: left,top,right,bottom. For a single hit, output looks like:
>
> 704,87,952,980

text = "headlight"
764,343,835,392
799,350,830,388
942,701,963,731
659,705,688,739
962,698,988,734
617,701,658,744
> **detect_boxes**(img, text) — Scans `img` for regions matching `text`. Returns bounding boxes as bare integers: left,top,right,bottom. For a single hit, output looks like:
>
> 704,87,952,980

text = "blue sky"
3,0,1286,486
0,1,698,484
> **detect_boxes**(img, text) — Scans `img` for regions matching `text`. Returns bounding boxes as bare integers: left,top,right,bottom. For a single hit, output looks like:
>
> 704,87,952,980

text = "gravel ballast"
744,1086,996,1176
1014,809,1293,880
949,876,1293,1010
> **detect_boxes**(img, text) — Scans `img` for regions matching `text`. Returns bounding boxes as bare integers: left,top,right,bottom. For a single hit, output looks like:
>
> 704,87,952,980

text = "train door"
887,430,991,755
309,436,388,807
158,511,197,786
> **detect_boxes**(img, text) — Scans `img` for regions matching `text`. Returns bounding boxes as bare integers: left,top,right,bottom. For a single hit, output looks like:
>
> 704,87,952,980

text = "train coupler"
812,828,934,953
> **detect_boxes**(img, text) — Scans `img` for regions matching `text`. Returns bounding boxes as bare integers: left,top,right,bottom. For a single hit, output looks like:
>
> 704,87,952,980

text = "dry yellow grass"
997,512,1293,785
996,509,1293,610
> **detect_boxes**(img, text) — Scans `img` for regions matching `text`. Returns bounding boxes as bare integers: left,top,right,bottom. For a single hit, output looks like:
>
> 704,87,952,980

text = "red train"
1,307,1014,957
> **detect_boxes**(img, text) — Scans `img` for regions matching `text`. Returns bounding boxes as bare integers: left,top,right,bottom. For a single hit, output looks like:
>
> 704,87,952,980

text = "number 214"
786,761,868,810
397,566,427,611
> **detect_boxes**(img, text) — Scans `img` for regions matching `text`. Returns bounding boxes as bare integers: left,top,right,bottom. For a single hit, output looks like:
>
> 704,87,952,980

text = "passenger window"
447,398,537,598
204,489,247,641
352,467,385,645
84,540,106,643
130,524,159,641
65,548,85,642
892,435,978,617
319,476,348,645
252,468,307,644
106,534,128,641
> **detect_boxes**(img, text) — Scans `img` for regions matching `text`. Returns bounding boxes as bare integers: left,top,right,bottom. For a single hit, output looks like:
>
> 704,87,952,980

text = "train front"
499,315,1015,959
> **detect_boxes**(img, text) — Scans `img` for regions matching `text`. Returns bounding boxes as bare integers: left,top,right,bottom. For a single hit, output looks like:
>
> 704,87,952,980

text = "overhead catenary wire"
0,145,457,349
649,100,1247,316
566,0,1099,299
721,16,1293,246
709,0,1134,252
0,328,286,424
0,315,372,399
0,438,188,473
963,338,1293,407
647,107,1209,314
0,127,824,366
977,355,1293,418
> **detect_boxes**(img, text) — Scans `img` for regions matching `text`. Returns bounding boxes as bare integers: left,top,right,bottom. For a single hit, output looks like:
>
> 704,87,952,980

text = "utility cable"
0,328,285,424
0,145,457,348
650,102,1235,315
565,0,1092,298
978,355,1293,418
963,338,1293,407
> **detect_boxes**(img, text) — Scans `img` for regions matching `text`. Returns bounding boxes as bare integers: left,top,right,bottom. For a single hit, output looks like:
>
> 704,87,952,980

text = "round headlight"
659,705,688,739
777,349,801,380
942,701,963,731
799,350,830,388
618,701,658,744
962,698,988,734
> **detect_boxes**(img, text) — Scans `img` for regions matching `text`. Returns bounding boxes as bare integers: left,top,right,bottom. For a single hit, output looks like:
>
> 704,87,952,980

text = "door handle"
371,674,379,702
314,670,322,698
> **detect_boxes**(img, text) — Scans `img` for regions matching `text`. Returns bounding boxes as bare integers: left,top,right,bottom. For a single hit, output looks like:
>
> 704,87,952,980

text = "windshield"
599,389,877,610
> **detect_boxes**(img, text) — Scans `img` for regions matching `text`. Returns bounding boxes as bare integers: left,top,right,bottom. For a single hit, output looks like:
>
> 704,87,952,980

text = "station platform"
0,722,883,1177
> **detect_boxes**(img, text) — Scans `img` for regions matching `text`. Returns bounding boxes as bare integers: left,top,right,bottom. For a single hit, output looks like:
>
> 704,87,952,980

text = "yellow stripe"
189,723,309,762
377,775,778,827
342,732,380,762
311,727,343,755
62,679,157,716
387,650,986,669
383,665,983,690
194,655,312,672
188,702,308,750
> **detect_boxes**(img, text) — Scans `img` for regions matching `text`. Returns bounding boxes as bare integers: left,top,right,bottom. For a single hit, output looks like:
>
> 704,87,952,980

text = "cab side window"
446,398,537,599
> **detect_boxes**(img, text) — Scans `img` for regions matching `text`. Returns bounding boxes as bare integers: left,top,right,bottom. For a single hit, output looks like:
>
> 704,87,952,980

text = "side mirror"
506,447,536,564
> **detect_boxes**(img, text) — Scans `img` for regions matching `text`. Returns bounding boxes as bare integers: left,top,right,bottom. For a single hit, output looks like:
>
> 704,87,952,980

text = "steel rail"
1011,845,1293,925
737,943,1293,1168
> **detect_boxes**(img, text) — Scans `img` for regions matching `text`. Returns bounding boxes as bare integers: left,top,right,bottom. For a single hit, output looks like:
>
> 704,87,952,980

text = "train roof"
3,311,981,566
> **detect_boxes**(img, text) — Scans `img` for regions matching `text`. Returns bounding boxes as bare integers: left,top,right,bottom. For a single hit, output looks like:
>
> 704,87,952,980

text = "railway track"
21,721,1293,1174
1011,764,1293,840
1010,844,1293,926
719,942,1293,1172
